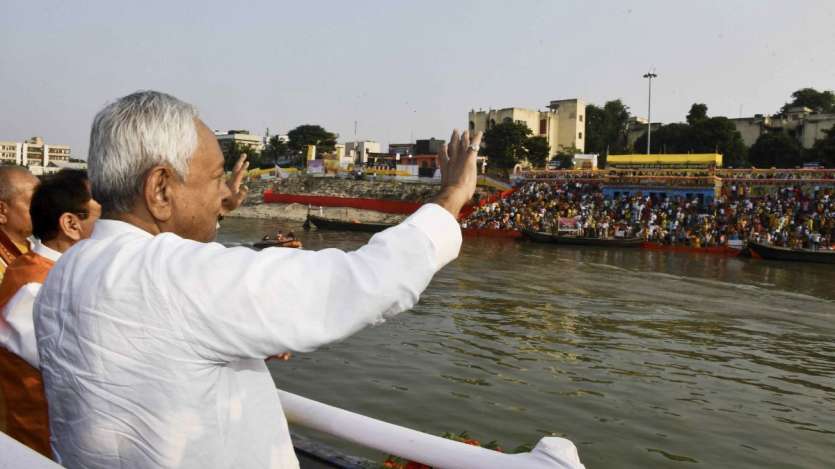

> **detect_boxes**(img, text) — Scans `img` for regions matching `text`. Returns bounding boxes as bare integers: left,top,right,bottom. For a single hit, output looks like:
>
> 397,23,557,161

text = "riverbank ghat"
249,173,509,222
466,165,835,251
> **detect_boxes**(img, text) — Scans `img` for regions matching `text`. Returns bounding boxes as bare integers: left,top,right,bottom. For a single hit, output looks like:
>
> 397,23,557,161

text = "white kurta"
0,239,61,368
34,204,461,469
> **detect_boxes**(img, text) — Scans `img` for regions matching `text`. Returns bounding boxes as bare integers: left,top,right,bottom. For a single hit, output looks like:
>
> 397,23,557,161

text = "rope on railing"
278,389,585,469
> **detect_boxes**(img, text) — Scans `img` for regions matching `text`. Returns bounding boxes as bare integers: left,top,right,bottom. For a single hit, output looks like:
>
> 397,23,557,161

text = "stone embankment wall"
268,176,442,202
231,176,459,222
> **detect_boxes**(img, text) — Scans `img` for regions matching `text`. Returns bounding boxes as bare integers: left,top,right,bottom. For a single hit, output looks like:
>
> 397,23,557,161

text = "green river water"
217,217,835,469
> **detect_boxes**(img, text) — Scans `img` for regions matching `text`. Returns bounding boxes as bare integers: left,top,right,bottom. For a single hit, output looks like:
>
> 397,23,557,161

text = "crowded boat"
462,176,835,251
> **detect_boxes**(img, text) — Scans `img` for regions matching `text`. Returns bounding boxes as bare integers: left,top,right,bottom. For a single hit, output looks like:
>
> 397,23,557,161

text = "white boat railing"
279,389,585,469
1,392,585,469
0,432,61,469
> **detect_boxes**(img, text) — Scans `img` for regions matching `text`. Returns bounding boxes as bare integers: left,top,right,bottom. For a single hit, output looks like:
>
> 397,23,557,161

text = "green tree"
748,132,805,168
780,88,835,115
221,142,260,171
810,126,835,168
481,121,532,172
585,100,630,155
552,145,581,169
632,123,691,154
691,116,748,167
584,104,607,156
632,106,748,167
286,125,337,156
602,100,631,152
261,135,289,165
686,103,708,125
524,136,550,168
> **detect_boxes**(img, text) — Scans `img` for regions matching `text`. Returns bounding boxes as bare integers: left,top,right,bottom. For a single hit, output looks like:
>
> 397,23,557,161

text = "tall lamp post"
643,70,657,155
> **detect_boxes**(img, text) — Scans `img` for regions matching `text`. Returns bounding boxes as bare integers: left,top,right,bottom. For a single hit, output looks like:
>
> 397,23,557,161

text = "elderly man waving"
34,91,479,469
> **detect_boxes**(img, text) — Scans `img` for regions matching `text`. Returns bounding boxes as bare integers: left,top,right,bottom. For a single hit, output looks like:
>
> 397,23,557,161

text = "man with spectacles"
0,169,101,457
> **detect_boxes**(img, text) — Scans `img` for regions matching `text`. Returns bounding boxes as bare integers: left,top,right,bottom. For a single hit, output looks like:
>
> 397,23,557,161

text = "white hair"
88,90,199,213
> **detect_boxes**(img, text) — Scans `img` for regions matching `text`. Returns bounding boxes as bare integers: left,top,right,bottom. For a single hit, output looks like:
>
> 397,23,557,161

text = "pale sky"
1,0,833,158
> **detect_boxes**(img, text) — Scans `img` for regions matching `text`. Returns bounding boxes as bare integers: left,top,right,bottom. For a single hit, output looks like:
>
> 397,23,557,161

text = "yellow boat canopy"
607,153,723,168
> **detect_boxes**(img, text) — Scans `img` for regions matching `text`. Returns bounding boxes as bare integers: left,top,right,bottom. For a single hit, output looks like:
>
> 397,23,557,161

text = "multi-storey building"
388,143,415,157
468,98,586,157
730,107,835,149
0,137,71,167
213,130,266,154
345,140,381,164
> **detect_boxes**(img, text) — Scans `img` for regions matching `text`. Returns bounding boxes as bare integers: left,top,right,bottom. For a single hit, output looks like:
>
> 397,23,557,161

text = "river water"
218,217,835,469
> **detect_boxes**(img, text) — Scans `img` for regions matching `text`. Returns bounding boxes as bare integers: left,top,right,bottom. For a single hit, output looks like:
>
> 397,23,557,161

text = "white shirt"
34,204,461,469
0,238,61,368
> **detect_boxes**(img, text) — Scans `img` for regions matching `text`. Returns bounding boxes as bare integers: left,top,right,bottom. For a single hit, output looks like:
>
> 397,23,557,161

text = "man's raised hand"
221,154,250,215
433,129,482,217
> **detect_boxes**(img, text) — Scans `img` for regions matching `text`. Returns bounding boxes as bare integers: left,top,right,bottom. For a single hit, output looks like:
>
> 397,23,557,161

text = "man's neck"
0,227,27,249
104,212,162,236
42,236,74,254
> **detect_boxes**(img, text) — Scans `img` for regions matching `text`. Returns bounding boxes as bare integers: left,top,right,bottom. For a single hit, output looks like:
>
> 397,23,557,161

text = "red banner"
263,190,423,214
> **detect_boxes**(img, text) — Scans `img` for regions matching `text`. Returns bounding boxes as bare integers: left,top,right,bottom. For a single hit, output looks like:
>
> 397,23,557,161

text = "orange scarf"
0,229,28,283
0,251,54,458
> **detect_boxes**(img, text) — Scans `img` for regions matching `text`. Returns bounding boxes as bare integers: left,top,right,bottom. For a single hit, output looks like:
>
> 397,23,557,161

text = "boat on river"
521,229,643,247
253,238,303,249
307,214,394,233
747,242,835,264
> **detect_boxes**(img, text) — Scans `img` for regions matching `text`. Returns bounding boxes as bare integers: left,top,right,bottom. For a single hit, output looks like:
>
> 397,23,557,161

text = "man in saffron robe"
0,170,100,457
0,166,39,283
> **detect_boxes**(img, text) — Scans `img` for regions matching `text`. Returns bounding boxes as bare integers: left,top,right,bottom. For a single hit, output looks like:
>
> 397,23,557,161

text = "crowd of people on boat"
461,181,835,250
716,169,835,181
520,167,835,183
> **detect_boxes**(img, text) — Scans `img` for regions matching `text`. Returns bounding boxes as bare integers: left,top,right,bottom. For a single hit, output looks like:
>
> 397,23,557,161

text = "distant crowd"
522,168,835,181
461,180,835,250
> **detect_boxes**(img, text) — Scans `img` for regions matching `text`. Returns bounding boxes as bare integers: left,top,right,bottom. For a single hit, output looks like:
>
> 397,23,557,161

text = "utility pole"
643,70,658,155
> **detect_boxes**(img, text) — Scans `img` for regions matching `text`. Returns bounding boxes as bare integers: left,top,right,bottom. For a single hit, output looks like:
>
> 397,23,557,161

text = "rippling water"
218,217,835,468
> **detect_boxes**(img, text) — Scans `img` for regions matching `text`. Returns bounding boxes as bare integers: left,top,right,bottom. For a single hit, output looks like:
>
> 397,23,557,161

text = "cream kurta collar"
90,219,155,241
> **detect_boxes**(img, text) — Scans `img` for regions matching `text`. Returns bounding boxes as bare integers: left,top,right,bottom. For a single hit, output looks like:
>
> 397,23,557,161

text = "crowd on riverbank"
461,181,835,249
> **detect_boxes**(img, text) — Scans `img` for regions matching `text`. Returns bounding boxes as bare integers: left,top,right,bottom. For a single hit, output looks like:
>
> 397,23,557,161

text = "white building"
468,98,587,157
0,137,71,168
213,130,266,153
730,107,835,149
344,140,381,164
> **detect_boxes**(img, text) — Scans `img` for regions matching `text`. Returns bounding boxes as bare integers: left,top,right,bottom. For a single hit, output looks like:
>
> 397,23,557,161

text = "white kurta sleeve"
156,203,461,361
0,283,41,368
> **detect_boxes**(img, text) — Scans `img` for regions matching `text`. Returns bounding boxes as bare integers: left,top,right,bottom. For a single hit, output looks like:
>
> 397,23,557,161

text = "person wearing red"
0,166,38,283
0,170,100,457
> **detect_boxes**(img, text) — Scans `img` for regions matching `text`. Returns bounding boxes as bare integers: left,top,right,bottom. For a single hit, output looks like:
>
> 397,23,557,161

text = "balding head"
0,165,39,244
0,166,37,202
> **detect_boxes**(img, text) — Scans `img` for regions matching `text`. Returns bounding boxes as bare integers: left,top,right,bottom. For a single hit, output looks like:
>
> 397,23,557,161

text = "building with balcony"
602,153,723,204
468,98,586,157
388,143,415,157
0,137,71,168
730,107,835,149
213,130,266,155
345,140,381,164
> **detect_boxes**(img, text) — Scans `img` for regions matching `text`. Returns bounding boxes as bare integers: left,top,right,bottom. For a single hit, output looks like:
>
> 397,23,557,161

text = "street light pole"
643,70,657,155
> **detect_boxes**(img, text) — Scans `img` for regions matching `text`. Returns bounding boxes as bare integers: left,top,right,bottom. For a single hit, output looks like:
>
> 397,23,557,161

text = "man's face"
170,120,231,242
0,171,39,241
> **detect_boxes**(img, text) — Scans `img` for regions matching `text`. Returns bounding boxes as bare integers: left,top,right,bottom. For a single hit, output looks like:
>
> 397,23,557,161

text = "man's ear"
58,212,83,242
0,200,7,225
144,166,175,222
